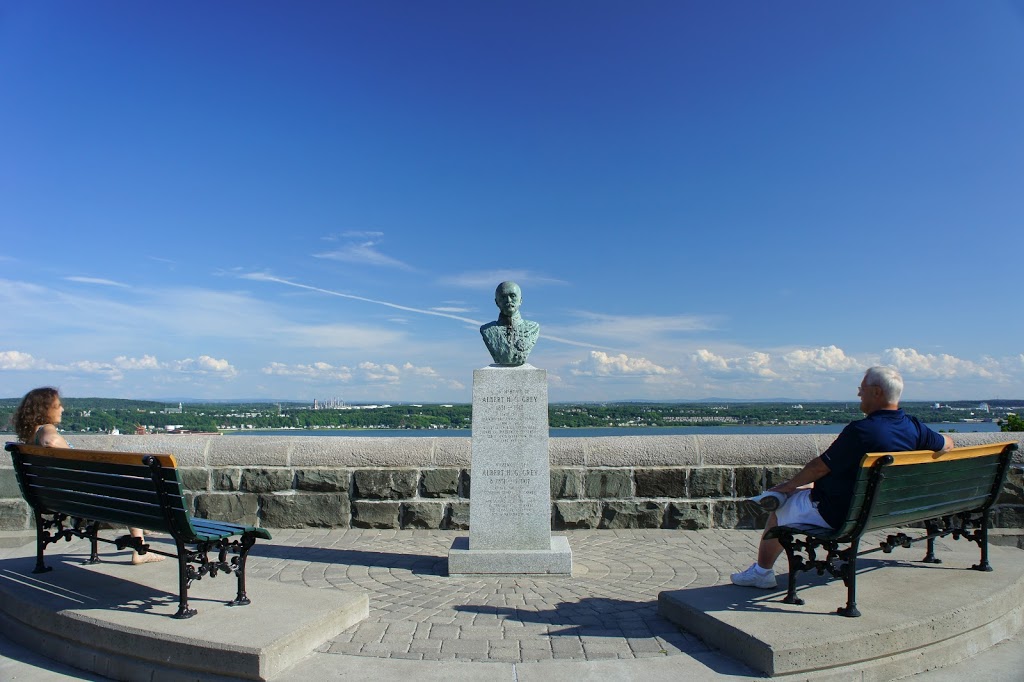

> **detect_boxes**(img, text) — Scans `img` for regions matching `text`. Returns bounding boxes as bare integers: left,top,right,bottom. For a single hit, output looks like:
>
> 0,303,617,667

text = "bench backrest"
5,443,194,538
832,441,1017,538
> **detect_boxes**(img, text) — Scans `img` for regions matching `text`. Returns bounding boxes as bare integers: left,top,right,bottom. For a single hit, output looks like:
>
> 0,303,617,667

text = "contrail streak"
242,273,611,350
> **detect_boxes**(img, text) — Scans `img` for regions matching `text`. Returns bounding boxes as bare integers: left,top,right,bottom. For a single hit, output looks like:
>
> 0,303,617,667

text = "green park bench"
5,442,272,619
765,441,1019,617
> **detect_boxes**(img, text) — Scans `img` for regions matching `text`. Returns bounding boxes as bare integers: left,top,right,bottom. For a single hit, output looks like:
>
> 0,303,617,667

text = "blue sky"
2,2,1023,403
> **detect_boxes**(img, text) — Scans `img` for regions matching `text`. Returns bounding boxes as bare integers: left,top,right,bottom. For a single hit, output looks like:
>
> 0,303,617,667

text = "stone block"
0,468,22,498
213,468,241,491
421,469,460,498
997,467,1023,506
290,437,434,467
193,493,259,525
584,470,632,499
432,438,471,467
352,470,418,500
734,467,764,498
599,501,665,529
665,501,712,530
991,505,1024,528
403,501,445,529
351,500,401,529
206,436,290,467
178,468,210,492
446,501,470,530
699,434,820,466
0,500,30,530
295,468,350,492
634,468,685,498
240,468,294,493
259,492,349,528
689,468,730,498
712,499,765,530
88,434,209,467
549,438,586,466
550,469,583,499
766,466,803,489
553,500,601,530
587,436,700,467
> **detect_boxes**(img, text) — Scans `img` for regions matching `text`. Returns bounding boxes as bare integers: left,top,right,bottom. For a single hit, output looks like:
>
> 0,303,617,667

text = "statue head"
494,281,522,319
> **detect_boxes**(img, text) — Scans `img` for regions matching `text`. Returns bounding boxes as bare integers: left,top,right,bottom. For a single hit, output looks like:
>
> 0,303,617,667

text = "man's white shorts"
775,489,831,528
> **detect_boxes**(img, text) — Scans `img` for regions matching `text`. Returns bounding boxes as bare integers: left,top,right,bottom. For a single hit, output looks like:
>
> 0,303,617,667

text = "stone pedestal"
448,364,572,575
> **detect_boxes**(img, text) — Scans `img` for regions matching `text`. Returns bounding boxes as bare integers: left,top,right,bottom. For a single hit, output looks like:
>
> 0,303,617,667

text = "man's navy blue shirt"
811,409,946,528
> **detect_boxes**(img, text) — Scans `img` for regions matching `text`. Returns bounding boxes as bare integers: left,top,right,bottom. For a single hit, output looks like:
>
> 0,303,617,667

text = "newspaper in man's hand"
749,490,788,511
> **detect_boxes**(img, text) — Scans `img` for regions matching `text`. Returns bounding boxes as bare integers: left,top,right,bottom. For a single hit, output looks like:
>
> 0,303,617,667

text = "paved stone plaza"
252,528,753,664
2,528,1024,680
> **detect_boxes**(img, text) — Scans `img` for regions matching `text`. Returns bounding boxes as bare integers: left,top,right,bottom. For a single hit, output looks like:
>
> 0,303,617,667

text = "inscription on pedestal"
470,365,550,550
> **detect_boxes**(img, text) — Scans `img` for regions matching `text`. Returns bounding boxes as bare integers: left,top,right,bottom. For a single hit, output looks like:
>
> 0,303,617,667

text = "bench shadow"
453,596,754,675
663,555,967,618
0,553,228,619
250,541,447,575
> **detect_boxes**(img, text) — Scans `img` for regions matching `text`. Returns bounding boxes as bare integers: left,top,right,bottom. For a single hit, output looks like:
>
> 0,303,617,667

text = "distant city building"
162,402,183,414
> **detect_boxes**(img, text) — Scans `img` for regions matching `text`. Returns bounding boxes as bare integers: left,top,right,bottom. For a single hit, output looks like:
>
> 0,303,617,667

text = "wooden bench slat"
12,444,177,468
24,472,180,501
19,455,178,481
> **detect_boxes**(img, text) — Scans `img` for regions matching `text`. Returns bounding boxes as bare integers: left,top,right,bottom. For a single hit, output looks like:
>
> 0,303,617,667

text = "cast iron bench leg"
837,540,861,617
173,539,197,619
922,520,942,564
84,523,101,565
972,516,993,572
228,533,256,607
779,533,805,606
32,513,51,574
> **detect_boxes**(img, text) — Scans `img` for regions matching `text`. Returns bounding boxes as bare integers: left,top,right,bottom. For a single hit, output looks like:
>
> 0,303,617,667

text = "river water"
225,422,1001,438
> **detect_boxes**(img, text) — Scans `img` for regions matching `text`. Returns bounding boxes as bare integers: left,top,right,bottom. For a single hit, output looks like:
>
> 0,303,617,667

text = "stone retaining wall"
2,432,1021,531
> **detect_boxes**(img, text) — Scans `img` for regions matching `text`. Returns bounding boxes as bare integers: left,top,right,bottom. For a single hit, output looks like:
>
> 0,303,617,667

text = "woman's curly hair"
13,387,60,443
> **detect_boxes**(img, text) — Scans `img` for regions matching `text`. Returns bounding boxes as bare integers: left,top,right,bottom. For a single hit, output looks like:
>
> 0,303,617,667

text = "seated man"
731,366,953,588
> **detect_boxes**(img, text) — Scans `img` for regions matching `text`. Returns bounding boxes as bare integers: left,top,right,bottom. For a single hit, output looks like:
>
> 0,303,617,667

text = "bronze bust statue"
480,281,539,366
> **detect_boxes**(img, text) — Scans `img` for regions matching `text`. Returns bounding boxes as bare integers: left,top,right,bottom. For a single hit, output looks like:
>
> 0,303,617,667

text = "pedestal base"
447,536,572,576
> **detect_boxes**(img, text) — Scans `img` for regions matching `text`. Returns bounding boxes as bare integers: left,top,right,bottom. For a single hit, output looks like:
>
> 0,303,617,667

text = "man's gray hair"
864,366,903,404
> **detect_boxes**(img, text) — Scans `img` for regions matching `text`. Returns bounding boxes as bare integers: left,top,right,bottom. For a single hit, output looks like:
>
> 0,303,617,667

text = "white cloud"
262,361,353,381
882,348,995,379
114,355,161,370
314,238,413,270
569,351,675,377
783,345,861,373
172,356,238,377
65,276,129,288
0,350,61,371
691,349,778,378
431,306,473,314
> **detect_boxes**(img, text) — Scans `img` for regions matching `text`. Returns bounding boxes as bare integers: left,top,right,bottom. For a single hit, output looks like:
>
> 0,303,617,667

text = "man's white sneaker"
730,563,777,589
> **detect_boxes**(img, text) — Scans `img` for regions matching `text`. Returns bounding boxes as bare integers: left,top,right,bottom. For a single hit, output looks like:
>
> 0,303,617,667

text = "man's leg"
757,512,785,569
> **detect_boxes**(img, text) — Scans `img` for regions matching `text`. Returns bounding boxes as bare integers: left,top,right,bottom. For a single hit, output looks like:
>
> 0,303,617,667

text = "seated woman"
13,387,164,565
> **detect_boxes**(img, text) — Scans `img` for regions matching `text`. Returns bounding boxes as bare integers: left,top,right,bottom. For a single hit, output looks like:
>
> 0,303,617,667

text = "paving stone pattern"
245,528,763,663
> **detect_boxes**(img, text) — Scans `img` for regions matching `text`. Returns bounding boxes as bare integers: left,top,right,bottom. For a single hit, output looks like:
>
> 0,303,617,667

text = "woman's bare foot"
131,551,166,565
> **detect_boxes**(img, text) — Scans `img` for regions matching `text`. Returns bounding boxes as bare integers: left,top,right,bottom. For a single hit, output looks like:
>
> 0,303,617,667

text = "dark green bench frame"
765,441,1018,617
6,442,272,619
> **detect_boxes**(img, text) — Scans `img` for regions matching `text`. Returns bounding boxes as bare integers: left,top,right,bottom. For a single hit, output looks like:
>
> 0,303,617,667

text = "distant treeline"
1,397,1019,435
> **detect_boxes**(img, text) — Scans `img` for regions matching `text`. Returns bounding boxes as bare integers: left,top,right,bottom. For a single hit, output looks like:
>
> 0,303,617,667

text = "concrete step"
658,536,1024,679
0,539,368,681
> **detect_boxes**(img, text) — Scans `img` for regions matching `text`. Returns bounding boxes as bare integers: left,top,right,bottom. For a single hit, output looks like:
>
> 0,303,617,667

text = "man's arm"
939,434,953,453
770,456,831,495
